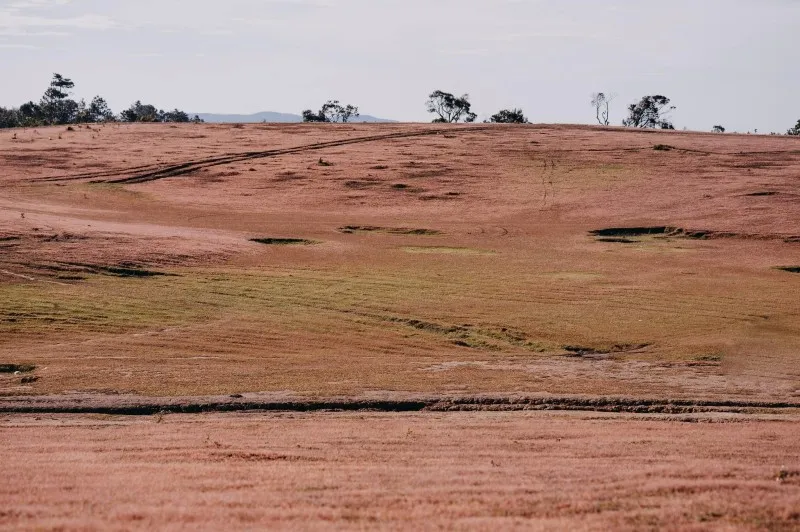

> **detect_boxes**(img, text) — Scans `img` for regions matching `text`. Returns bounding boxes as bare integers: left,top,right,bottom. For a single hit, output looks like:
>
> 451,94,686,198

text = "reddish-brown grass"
1,411,799,530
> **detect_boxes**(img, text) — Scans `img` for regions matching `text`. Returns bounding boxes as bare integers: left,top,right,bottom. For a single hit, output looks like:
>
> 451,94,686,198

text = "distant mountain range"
193,111,395,124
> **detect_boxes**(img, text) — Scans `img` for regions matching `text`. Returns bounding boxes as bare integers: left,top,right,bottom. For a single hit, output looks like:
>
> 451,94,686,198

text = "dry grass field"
2,411,799,531
1,122,799,529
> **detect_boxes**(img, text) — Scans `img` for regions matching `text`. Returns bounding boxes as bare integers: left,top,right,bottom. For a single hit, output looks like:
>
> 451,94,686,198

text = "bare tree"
591,92,614,126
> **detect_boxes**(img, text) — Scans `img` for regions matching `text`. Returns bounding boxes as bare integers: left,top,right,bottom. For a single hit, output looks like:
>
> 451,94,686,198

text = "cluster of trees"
0,73,200,129
424,90,529,124
300,91,529,125
299,90,679,129
595,93,799,135
302,100,360,123
119,101,197,123
591,92,676,129
415,89,798,134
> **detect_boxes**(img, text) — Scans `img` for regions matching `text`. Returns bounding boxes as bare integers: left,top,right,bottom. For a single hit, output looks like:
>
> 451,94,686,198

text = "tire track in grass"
41,128,493,185
1,394,799,415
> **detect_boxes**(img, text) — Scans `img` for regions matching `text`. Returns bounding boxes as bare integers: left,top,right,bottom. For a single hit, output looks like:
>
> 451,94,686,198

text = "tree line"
303,89,800,135
3,75,798,135
0,73,201,129
300,91,529,124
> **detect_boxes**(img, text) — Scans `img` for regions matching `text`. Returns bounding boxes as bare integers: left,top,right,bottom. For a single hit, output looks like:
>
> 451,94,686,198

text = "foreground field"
2,411,799,530
1,123,798,400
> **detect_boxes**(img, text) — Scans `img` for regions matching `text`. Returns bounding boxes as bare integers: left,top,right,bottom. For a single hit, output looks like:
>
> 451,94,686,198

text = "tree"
426,90,477,123
0,107,20,129
787,119,800,136
623,95,675,129
489,108,528,123
712,125,725,133
322,100,359,123
302,100,360,123
41,73,78,125
161,109,191,123
18,101,44,126
2,74,202,127
591,92,613,126
302,109,327,122
121,101,160,122
88,96,115,122
119,101,194,123
43,73,74,101
74,99,91,123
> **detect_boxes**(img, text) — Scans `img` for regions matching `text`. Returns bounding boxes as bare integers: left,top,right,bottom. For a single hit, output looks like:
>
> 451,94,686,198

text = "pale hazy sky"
2,0,799,132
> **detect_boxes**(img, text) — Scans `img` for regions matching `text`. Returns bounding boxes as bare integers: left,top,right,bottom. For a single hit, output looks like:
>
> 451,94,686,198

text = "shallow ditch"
0,364,36,373
339,226,441,236
562,344,652,359
28,262,172,279
590,226,800,244
745,191,779,197
92,265,171,278
250,238,317,246
591,227,673,238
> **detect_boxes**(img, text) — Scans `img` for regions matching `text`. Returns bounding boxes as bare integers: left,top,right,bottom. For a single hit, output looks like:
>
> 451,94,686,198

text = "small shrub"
318,158,334,167
653,144,673,151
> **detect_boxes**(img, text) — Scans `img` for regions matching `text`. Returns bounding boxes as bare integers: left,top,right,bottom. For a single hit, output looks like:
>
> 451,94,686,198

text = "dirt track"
1,393,799,416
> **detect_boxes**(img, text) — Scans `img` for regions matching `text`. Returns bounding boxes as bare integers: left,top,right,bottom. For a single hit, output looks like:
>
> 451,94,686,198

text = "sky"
1,0,799,132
